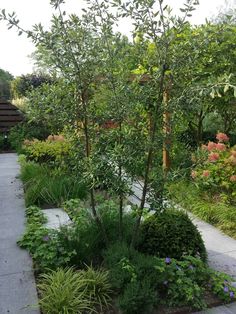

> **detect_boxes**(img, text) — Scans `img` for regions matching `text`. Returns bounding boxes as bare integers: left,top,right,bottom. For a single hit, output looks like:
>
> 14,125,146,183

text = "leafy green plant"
38,268,93,314
118,279,157,314
79,265,112,311
138,209,207,261
18,205,77,271
23,137,71,167
209,271,236,302
8,121,50,152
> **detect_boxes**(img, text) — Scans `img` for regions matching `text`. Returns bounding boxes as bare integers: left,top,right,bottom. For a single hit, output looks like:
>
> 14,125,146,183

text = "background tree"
0,68,13,100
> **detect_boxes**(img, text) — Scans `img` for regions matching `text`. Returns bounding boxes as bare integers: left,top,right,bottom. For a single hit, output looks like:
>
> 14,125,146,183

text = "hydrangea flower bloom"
216,132,229,142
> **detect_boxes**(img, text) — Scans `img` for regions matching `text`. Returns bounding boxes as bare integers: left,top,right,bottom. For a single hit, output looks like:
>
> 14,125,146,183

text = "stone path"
0,153,39,314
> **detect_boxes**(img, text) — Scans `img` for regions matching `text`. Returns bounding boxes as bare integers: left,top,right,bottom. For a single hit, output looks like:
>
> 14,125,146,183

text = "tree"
11,73,54,99
0,68,13,100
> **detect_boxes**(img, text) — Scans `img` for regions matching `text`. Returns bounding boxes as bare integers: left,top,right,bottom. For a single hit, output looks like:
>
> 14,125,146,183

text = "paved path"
0,153,39,314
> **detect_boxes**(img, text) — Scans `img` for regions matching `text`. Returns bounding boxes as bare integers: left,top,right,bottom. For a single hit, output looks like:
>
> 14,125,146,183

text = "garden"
0,0,236,313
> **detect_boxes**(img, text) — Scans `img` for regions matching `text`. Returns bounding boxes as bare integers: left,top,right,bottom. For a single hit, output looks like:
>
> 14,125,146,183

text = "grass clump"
38,267,112,314
20,159,87,207
169,180,236,239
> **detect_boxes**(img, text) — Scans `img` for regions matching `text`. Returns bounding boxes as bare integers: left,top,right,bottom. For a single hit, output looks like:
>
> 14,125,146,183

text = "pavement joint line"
0,269,34,278
207,249,236,256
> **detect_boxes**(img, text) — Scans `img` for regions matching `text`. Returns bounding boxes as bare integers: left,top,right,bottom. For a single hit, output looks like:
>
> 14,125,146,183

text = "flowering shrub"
191,133,236,203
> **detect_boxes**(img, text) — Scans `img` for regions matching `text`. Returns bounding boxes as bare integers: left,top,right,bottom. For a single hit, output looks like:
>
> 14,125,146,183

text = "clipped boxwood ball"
138,209,207,262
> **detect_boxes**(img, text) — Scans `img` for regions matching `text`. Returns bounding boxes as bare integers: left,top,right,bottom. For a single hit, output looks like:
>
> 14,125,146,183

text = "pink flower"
216,143,226,151
191,171,197,179
216,133,229,143
207,142,217,151
230,175,236,182
208,152,220,162
202,170,210,177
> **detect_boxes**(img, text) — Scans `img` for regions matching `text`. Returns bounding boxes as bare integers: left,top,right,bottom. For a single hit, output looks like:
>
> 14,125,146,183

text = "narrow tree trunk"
131,66,166,247
81,93,109,245
163,89,171,175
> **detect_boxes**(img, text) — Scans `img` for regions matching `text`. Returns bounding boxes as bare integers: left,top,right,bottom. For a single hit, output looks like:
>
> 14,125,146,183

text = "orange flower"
208,152,219,162
216,132,229,143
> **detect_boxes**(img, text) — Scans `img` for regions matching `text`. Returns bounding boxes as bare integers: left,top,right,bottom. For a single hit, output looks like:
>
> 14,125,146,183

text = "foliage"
0,134,5,151
8,121,51,152
23,136,71,166
0,67,13,99
38,268,93,314
168,180,236,239
18,205,77,271
191,132,236,204
104,243,236,312
79,266,112,311
62,200,136,266
38,267,112,314
11,73,54,98
118,279,157,314
20,159,87,207
138,209,207,262
209,271,236,302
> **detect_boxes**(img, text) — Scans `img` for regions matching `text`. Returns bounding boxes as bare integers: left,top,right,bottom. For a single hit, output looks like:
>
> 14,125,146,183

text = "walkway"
0,153,39,314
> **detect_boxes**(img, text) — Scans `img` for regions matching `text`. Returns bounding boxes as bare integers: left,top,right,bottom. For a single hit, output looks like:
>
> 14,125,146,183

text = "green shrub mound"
138,209,207,262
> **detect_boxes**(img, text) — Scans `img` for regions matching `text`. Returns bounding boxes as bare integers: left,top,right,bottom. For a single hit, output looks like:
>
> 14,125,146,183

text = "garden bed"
169,180,236,240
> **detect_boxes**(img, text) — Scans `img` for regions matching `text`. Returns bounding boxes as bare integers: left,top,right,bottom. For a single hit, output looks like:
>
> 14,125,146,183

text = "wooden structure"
0,100,24,133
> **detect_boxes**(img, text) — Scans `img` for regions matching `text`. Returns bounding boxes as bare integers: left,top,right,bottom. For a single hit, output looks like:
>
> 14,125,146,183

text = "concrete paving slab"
194,302,236,314
0,271,40,314
200,228,236,255
207,251,236,279
0,246,33,276
42,208,71,229
0,153,39,313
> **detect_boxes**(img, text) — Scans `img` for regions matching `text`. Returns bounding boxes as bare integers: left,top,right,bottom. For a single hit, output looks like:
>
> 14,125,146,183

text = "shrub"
138,209,207,262
38,267,112,314
118,280,157,314
191,132,236,203
8,121,50,152
23,137,71,167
